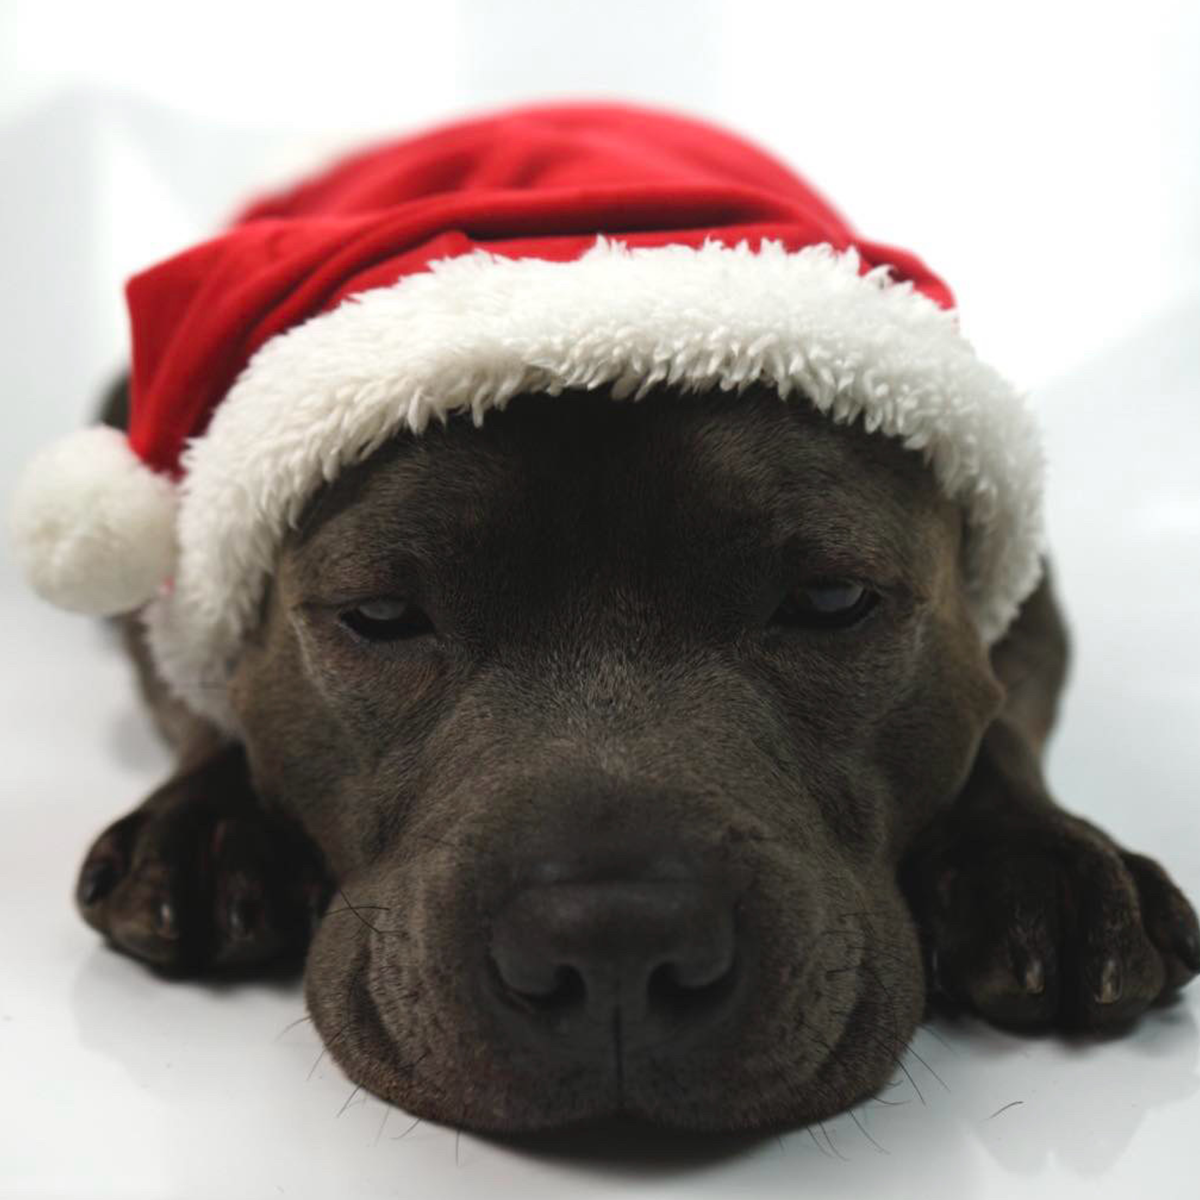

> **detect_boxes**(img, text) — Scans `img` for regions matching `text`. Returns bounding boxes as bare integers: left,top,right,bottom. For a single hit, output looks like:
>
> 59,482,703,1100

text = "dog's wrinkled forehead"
287,386,959,606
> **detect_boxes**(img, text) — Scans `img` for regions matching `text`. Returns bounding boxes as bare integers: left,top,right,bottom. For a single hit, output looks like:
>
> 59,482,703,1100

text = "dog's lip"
313,915,868,1133
312,847,880,1132
308,935,436,1111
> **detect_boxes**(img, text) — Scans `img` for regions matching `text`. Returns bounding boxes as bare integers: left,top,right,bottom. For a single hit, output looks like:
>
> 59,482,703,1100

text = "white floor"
3,291,1199,1199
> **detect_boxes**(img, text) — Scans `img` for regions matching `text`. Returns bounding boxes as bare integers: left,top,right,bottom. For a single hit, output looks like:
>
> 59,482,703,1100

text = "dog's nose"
487,873,740,1050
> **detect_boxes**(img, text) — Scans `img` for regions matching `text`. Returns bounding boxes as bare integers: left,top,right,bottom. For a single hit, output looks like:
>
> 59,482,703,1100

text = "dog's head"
227,383,1003,1131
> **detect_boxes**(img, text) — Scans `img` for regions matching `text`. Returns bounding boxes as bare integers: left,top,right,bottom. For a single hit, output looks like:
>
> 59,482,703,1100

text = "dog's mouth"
304,881,922,1134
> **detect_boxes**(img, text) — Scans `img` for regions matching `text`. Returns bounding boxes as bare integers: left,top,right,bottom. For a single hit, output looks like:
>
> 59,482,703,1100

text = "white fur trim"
10,425,178,615
145,238,1045,729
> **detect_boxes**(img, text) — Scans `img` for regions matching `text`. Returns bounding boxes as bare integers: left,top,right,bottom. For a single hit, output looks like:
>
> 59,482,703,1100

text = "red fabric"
124,102,955,474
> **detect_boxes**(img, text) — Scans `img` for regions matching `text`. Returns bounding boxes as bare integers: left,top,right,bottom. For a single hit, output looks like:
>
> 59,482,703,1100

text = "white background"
2,2,1198,1196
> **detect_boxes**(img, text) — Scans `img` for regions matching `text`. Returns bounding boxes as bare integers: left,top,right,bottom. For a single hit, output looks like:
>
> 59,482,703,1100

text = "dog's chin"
302,899,926,1135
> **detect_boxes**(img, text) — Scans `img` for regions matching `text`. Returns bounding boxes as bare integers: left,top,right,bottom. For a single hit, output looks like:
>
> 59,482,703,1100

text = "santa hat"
10,102,1043,730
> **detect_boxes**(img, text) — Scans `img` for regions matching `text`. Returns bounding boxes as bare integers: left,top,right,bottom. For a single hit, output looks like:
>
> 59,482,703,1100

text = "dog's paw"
75,751,330,974
904,811,1200,1032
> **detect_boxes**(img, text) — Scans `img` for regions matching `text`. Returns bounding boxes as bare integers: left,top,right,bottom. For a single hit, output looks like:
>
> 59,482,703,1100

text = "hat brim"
145,236,1044,730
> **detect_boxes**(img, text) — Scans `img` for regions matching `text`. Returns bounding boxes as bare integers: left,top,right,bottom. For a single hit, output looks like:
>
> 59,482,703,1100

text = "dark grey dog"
74,374,1198,1133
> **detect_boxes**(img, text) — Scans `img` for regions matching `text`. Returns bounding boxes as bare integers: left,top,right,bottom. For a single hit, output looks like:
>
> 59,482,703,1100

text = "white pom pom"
9,425,178,615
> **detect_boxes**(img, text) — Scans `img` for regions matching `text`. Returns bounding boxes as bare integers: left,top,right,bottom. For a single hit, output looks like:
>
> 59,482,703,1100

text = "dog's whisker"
807,1125,833,1159
822,994,922,1109
307,1044,329,1081
915,1021,956,1054
898,1057,927,1106
307,1014,355,1081
819,926,912,953
887,1052,925,1107
830,906,894,927
818,1119,848,1161
811,926,913,964
392,1114,423,1141
411,832,478,854
322,904,394,922
398,1050,431,1076
903,1042,950,1093
858,1027,926,1107
821,945,913,972
811,914,927,1112
335,886,405,936
819,942,911,962
850,958,904,1044
275,1012,314,1040
986,1099,1025,1121
337,1083,365,1117
374,1103,391,1145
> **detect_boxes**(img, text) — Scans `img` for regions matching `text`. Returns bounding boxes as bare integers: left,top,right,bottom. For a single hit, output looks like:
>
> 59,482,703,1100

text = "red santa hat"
10,102,1043,730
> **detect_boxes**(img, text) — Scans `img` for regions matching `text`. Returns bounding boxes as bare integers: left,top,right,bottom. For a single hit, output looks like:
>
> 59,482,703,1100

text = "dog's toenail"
1017,953,1045,995
1095,957,1122,1004
306,886,329,935
228,898,255,940
155,899,180,940
78,860,117,906
211,821,230,856
929,947,944,993
1176,928,1200,974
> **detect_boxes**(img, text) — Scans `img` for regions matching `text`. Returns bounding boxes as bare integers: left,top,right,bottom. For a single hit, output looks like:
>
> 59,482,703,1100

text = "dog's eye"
339,599,435,641
772,580,877,629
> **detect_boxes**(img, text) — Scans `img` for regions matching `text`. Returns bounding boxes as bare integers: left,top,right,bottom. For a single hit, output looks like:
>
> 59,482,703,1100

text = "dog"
16,103,1199,1134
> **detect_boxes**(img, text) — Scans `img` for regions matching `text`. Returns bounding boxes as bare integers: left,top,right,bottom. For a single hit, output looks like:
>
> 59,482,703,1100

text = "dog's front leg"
75,736,329,975
902,568,1199,1030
